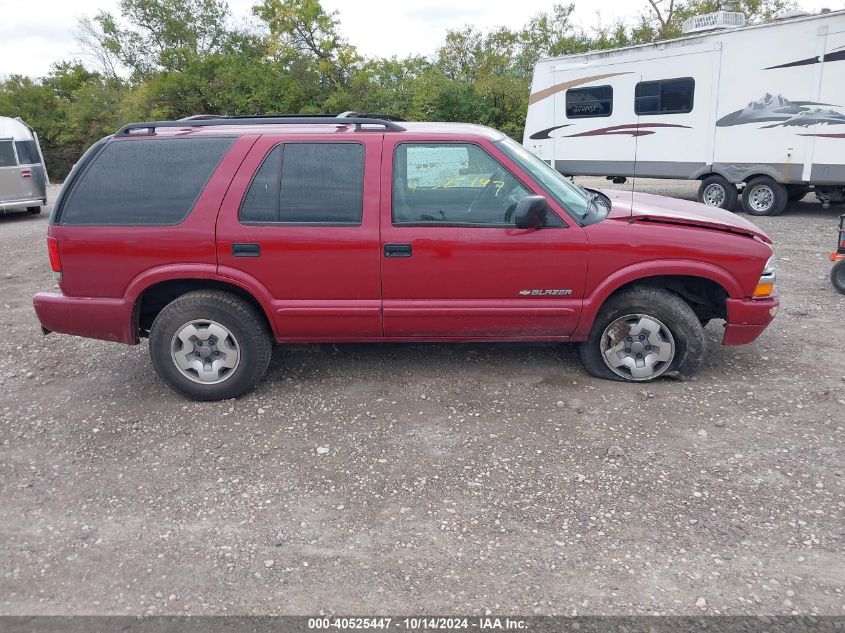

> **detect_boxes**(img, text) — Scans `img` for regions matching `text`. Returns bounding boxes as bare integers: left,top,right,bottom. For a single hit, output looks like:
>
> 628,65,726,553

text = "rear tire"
742,176,787,216
832,260,845,295
27,206,41,215
698,175,738,211
149,290,272,401
579,286,706,382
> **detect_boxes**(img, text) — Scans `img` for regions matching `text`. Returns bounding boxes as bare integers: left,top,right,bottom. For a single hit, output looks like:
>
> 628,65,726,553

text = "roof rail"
116,114,406,136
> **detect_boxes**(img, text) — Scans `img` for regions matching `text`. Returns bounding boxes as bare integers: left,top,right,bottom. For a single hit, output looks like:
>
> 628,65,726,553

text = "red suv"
33,114,779,401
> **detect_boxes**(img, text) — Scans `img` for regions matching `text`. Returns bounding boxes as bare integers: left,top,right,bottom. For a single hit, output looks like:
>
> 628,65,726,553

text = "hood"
600,189,772,244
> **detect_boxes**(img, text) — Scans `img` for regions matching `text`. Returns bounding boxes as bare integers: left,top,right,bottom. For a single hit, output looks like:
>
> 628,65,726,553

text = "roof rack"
116,111,406,136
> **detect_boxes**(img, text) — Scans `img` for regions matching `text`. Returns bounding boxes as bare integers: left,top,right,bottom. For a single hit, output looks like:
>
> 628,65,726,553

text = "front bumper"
722,290,779,346
33,292,137,344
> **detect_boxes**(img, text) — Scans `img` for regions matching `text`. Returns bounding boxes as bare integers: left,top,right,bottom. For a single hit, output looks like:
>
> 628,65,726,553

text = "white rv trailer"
0,116,48,215
523,9,845,216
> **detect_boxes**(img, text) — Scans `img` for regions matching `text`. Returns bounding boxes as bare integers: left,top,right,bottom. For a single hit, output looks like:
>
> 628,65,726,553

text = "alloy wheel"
600,313,676,381
170,320,240,384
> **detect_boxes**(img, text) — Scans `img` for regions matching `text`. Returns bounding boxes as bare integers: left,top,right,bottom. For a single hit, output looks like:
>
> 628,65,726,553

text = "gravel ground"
0,181,843,616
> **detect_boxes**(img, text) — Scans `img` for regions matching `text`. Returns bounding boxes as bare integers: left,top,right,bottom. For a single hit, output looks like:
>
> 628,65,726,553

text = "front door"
216,134,383,340
380,137,588,339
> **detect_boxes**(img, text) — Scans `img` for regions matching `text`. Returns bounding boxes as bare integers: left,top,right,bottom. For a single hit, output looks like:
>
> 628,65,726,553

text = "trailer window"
14,140,41,165
0,141,16,167
635,78,694,115
566,86,613,118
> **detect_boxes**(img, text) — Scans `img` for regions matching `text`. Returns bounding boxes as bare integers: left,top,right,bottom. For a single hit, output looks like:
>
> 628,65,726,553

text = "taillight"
47,237,62,280
21,169,32,179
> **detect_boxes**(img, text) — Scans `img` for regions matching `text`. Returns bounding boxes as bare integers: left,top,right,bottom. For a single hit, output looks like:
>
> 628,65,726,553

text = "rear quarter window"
60,136,235,226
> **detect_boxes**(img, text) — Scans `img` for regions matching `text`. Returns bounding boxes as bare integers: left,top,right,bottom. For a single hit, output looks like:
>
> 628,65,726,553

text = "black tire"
786,186,810,203
697,175,738,211
579,286,706,383
149,290,272,401
832,259,845,295
742,176,788,216
26,206,41,215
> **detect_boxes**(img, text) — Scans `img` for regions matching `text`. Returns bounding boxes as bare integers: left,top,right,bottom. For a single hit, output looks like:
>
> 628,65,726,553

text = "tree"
79,0,232,79
643,0,797,40
253,0,361,88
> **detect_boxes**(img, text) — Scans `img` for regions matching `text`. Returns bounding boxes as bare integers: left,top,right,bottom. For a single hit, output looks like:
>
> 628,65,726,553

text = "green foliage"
0,0,797,179
643,0,796,39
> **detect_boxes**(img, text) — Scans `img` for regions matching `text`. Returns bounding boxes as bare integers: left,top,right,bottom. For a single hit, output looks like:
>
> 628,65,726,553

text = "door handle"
384,243,412,258
232,243,260,257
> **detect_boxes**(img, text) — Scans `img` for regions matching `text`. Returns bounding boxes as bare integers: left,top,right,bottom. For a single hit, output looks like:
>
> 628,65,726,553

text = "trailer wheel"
742,176,788,216
832,260,845,295
698,175,738,210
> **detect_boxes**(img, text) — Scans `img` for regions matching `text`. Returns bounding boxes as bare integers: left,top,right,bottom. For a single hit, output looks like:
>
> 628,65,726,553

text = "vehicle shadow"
779,199,844,218
0,210,45,224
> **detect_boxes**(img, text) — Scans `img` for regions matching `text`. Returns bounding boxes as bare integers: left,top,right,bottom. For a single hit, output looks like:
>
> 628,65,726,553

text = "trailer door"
809,23,845,185
548,44,719,182
549,68,641,182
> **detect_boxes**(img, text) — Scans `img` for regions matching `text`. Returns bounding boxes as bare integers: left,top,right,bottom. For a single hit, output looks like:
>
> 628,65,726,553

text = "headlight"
763,254,776,276
754,254,776,297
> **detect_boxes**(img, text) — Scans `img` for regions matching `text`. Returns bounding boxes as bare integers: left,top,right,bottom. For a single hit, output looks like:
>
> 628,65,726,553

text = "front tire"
698,175,738,211
149,290,272,401
742,176,788,216
832,260,845,295
579,286,706,382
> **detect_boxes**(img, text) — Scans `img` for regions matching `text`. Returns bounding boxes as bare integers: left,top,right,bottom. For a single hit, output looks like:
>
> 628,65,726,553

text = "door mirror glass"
514,195,549,229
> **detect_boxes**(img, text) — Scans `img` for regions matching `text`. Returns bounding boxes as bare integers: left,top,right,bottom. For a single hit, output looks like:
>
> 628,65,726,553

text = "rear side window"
14,140,41,164
0,140,16,167
60,137,235,226
566,85,613,118
635,78,695,115
240,143,364,225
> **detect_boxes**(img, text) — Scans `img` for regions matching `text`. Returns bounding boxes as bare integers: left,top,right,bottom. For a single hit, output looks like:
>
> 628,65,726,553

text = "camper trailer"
523,9,845,216
0,116,48,215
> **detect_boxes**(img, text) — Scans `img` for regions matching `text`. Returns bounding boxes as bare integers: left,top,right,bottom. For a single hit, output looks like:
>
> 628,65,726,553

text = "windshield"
494,137,591,220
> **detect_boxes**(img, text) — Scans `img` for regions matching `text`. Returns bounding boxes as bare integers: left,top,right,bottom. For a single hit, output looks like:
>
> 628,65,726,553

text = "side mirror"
513,195,549,229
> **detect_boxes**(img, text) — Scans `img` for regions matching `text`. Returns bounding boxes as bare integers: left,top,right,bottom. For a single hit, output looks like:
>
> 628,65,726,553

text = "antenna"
630,79,641,223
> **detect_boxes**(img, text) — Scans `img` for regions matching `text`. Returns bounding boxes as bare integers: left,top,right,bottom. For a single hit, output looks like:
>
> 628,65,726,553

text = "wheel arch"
127,267,278,340
694,165,795,185
574,262,740,340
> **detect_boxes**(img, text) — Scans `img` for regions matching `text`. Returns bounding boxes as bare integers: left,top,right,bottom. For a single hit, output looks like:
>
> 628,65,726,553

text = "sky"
1,0,843,79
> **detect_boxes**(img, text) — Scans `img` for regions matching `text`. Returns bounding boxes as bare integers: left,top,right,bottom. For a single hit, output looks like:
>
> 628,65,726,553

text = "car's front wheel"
149,290,272,401
579,286,706,382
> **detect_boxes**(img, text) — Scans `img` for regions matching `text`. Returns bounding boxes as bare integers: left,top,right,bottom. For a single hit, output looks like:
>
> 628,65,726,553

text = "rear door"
0,138,23,204
380,135,588,339
215,133,383,340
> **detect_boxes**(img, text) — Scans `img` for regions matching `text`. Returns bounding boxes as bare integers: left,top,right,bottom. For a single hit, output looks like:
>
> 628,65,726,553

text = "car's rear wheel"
579,286,706,382
832,260,845,295
149,290,272,401
698,175,738,211
742,176,787,216
27,206,41,215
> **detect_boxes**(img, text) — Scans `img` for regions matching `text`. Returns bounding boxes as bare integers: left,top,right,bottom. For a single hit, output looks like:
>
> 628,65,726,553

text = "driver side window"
392,143,530,226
